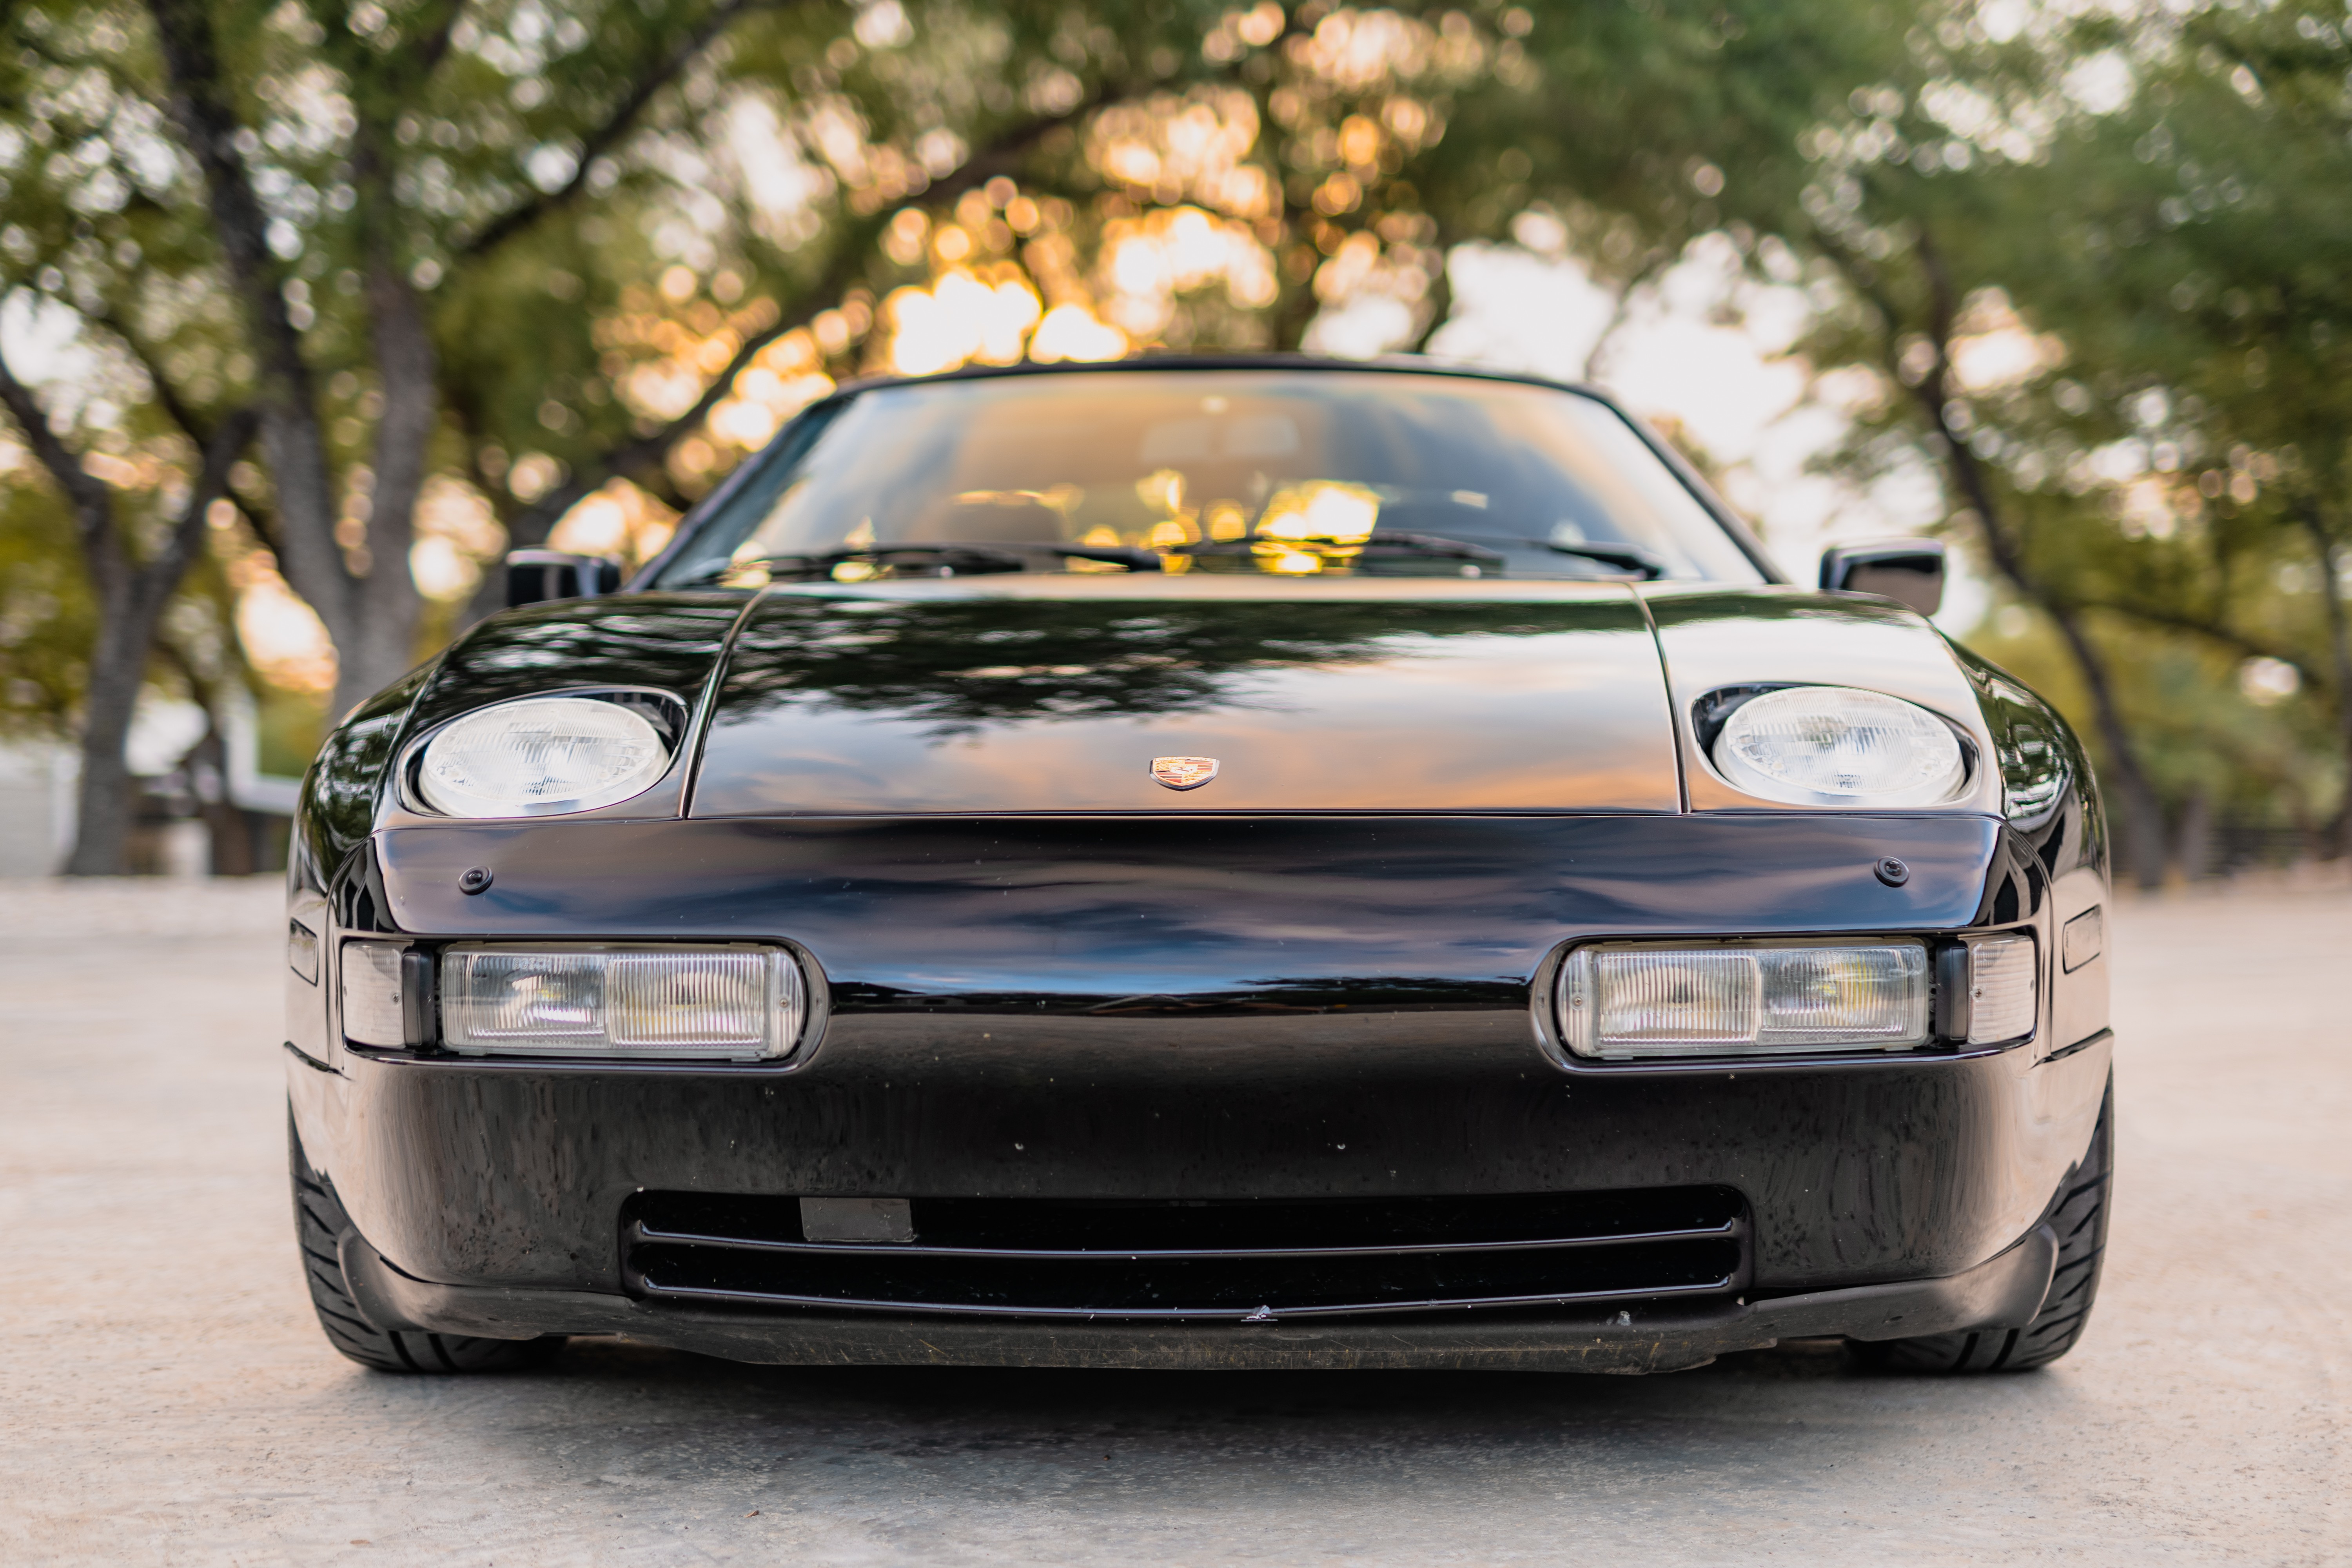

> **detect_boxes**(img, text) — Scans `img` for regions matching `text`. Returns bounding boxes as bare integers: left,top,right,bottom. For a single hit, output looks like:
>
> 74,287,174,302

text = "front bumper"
289,810,2110,1368
338,1219,2062,1373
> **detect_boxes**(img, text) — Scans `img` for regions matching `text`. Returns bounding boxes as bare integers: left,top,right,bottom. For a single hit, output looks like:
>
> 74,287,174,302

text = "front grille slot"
624,1188,1747,1321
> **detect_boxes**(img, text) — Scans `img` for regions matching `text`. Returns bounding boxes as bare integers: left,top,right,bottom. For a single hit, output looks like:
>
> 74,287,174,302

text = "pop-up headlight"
1711,686,1966,807
416,695,669,818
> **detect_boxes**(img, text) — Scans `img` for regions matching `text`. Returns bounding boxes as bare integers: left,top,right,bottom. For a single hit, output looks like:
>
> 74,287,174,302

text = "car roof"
822,352,1597,403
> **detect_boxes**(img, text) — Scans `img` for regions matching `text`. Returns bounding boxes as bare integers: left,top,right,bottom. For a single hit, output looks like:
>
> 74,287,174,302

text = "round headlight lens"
1712,686,1965,806
417,697,669,818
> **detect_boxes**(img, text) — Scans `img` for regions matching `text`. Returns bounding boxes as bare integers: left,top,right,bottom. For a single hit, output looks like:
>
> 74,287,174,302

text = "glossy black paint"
281,808,2111,1319
693,584,1679,814
293,591,752,879
281,360,2114,1367
373,813,2001,1009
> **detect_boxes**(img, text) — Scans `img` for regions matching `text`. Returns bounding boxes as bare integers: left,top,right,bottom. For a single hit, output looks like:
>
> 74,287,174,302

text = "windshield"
654,369,1768,588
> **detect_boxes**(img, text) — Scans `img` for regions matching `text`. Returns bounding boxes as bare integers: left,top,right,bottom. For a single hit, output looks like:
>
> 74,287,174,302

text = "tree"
36,0,2345,891
1997,2,2352,854
1751,0,2352,878
0,340,251,873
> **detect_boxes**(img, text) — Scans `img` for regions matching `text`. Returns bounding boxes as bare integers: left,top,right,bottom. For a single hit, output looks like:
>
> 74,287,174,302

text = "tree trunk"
0,341,254,874
61,592,145,876
2172,789,2211,885
146,0,355,681
183,725,259,877
2301,508,2352,860
63,413,258,875
319,114,439,719
1899,232,2169,889
2036,601,2170,889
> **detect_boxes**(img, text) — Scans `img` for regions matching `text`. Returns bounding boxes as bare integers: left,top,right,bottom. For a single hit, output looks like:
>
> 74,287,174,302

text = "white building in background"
0,686,302,877
0,740,77,877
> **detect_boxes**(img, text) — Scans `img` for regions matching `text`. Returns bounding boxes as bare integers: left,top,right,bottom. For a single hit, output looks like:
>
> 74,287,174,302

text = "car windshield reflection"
654,368,1766,588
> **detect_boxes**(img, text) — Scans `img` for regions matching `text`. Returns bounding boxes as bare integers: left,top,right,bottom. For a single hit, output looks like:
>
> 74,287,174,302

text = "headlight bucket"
412,693,676,818
1707,685,1968,807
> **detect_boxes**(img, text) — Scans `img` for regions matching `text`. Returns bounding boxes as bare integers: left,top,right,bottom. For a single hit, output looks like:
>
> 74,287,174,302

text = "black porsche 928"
286,358,2111,1377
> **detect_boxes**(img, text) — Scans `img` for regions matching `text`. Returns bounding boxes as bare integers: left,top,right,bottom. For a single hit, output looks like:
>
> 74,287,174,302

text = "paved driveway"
3,876,2346,1564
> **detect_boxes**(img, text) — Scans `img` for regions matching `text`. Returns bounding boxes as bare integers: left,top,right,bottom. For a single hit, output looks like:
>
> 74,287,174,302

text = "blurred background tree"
0,0,2344,882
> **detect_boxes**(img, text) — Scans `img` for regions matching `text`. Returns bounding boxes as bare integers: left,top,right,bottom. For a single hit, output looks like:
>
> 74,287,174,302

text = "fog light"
1558,941,1930,1059
440,945,804,1060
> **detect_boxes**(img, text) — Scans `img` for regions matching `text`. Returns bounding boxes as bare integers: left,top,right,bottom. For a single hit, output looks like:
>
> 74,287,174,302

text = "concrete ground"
2,875,2346,1566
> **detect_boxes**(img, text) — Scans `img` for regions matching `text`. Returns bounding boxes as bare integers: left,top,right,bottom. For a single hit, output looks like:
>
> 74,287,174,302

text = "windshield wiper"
1535,541,1667,579
680,541,1162,584
1169,530,1508,567
1165,531,1666,578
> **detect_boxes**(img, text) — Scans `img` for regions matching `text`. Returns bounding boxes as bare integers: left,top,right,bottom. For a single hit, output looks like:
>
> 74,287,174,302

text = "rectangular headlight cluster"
1555,934,2041,1060
1559,941,1931,1060
340,940,805,1060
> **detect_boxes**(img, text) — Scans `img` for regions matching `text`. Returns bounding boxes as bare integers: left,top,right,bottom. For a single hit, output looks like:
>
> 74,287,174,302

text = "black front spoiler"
337,1222,2058,1375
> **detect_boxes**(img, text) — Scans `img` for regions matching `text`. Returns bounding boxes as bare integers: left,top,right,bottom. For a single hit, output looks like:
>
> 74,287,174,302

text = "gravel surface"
2,875,2347,1565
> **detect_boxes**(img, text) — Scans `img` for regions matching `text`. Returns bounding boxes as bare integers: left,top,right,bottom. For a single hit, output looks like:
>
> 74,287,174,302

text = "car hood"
689,579,1684,814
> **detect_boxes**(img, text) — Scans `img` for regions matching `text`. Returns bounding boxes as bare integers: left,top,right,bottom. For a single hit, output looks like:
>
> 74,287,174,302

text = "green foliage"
4,0,2349,866
0,474,92,737
1976,603,2339,835
1672,0,2352,854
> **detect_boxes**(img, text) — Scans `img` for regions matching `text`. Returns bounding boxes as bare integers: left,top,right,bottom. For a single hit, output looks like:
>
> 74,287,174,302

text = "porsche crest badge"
1149,756,1220,791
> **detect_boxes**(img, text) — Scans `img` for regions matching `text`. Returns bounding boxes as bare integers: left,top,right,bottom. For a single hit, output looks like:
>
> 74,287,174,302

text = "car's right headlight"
1711,685,1966,807
416,695,670,817
339,939,809,1060
1553,933,2038,1060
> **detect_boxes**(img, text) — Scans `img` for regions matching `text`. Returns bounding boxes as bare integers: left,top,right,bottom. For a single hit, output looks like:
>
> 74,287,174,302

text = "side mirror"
1820,539,1945,617
505,550,622,609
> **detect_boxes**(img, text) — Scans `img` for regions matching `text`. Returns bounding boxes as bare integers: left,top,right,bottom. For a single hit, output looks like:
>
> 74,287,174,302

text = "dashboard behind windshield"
653,368,1770,588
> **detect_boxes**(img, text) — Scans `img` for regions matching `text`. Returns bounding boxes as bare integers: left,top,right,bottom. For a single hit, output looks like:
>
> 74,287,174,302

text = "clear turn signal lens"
440,945,804,1060
1951,932,2037,1045
1559,941,1930,1060
340,939,410,1047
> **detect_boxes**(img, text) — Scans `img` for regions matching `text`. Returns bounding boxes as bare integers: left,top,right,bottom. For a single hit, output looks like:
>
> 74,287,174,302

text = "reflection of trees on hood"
717,596,1632,730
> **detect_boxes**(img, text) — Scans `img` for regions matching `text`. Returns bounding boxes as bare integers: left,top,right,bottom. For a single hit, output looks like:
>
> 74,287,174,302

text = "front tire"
1855,1074,2112,1374
290,1112,564,1374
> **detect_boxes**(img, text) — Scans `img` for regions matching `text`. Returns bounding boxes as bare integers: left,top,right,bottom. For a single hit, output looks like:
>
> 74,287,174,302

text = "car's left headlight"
1711,686,1966,807
416,695,670,817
